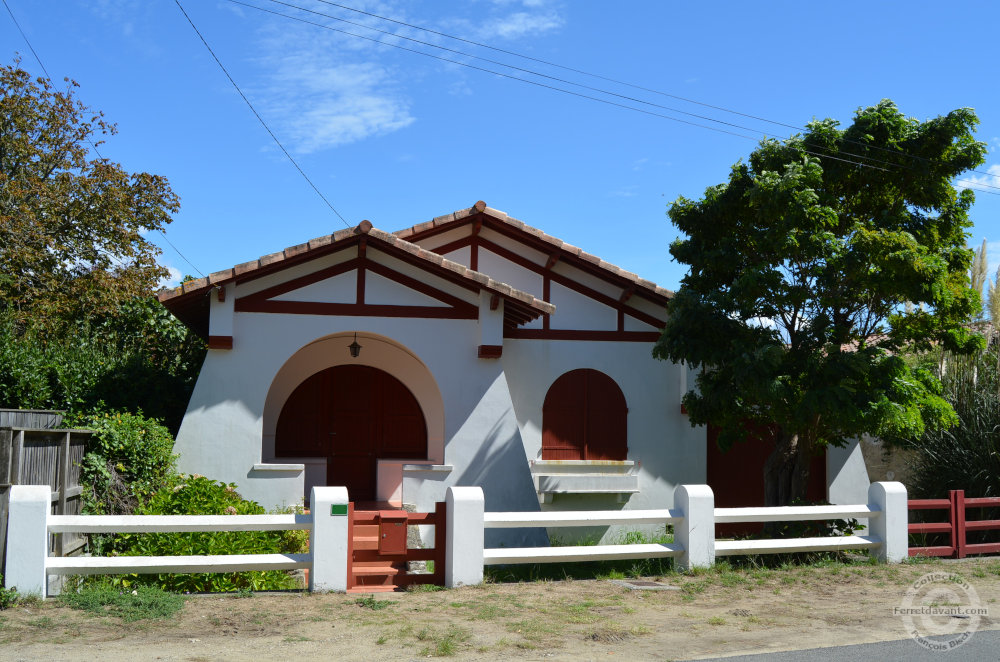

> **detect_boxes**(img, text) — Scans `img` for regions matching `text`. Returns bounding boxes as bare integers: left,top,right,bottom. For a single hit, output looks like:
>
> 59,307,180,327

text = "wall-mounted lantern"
349,332,362,358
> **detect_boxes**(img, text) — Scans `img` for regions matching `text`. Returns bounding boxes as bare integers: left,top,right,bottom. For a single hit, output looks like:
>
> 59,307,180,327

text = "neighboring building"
158,201,870,545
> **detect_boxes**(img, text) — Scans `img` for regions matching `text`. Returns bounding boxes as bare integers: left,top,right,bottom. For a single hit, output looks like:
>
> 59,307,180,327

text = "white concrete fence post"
445,486,484,587
309,486,349,592
868,481,908,563
4,485,50,597
675,484,715,571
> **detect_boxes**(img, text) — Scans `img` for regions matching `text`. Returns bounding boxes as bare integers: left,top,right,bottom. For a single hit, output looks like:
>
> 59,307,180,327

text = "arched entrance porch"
262,332,445,504
275,365,427,501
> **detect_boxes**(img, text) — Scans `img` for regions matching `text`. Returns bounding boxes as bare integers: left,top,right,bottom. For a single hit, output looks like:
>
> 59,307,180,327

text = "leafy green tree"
0,59,178,329
655,100,986,506
0,60,201,429
0,297,205,433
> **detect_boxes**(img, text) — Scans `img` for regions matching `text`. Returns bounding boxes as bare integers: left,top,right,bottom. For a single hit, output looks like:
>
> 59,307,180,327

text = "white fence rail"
4,485,349,597
47,514,313,533
445,482,909,586
4,482,909,597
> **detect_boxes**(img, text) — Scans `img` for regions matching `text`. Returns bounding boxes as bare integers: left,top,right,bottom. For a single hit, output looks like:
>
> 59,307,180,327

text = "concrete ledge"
402,464,454,473
530,460,639,499
530,459,636,473
252,463,305,472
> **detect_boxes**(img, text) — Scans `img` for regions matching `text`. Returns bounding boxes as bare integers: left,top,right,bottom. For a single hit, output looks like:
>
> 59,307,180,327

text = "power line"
231,0,1000,194
226,2,754,141
154,231,205,278
295,1,1000,190
174,0,352,228
310,0,803,129
3,0,206,278
311,0,1000,185
3,0,51,79
259,0,772,141
276,0,961,178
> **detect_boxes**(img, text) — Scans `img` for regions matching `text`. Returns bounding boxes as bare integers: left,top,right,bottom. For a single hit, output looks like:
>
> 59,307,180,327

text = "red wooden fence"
908,490,1000,558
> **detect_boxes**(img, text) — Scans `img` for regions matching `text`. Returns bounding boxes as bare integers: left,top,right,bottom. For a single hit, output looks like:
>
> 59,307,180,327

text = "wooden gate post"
950,490,967,559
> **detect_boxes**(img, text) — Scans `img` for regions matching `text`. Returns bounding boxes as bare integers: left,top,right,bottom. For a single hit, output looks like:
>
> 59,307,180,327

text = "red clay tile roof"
157,220,554,336
394,201,674,301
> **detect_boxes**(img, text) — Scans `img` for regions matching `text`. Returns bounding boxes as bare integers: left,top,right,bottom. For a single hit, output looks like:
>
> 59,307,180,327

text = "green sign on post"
331,504,348,516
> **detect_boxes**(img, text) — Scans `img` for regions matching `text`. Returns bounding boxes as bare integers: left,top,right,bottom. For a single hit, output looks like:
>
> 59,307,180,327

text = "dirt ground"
1,558,998,661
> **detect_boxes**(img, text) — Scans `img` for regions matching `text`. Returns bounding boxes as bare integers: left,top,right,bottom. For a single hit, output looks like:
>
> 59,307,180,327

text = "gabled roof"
157,220,554,337
394,201,674,303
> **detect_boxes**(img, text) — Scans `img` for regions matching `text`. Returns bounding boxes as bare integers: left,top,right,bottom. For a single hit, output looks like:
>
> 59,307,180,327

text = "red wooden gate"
347,502,446,592
909,490,1000,558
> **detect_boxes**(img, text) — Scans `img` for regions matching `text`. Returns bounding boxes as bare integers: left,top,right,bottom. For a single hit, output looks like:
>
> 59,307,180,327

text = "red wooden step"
352,562,402,576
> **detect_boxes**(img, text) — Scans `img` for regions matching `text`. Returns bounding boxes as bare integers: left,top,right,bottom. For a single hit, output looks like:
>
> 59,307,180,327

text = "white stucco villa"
158,201,871,545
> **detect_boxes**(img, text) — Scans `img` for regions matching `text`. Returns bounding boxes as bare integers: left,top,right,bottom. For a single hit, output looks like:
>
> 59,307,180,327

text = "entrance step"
349,560,405,592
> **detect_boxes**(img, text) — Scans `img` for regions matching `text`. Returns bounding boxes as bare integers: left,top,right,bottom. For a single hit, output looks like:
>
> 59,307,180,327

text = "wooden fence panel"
0,410,64,429
908,491,1000,558
0,427,91,574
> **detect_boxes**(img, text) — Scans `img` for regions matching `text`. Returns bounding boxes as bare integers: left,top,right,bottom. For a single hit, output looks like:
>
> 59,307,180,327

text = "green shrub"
0,298,205,434
0,578,20,610
112,475,307,593
66,409,177,520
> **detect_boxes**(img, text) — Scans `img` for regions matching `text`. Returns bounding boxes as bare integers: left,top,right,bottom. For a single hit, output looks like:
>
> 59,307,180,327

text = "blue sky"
4,1,1000,293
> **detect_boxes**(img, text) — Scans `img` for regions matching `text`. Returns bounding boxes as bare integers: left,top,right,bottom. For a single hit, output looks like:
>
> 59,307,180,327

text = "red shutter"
543,369,627,461
584,370,628,461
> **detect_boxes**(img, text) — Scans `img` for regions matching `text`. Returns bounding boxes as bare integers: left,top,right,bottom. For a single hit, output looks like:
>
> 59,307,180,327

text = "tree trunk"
763,429,813,508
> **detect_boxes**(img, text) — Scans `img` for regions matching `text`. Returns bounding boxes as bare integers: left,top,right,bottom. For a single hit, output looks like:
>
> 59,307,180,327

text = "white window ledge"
251,463,305,473
402,464,453,473
530,459,639,502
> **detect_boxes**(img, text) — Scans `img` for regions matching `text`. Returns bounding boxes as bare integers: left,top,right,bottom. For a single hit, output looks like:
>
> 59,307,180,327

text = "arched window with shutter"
542,369,627,461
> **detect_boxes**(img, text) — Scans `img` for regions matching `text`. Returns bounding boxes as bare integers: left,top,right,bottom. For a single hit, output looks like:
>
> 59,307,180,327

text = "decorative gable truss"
156,221,554,353
234,247,479,321
396,202,672,342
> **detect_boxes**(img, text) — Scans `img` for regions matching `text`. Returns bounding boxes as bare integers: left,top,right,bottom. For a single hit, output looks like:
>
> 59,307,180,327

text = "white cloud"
984,240,1000,284
482,11,563,39
157,265,183,290
448,79,475,97
609,185,638,198
956,163,1000,191
490,0,552,7
254,30,415,153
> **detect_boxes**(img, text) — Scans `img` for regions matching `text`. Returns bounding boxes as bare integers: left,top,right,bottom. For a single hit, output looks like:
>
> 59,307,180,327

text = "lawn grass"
58,582,185,622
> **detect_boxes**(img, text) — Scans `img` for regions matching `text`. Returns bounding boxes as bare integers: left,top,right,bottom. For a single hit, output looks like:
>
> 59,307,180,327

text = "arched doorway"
275,365,427,501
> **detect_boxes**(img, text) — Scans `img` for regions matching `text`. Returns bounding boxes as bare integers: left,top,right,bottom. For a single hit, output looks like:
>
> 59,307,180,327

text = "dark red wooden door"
276,365,427,501
542,369,628,461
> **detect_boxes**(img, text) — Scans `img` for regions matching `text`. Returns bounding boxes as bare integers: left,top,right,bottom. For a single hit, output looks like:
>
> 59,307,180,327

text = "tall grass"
904,339,1000,549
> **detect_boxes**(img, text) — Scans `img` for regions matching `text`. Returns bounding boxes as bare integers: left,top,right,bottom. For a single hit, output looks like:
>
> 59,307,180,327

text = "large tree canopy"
655,100,986,506
0,60,178,328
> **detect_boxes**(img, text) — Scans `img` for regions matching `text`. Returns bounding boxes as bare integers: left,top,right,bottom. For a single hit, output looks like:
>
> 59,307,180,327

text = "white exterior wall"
501,339,705,543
